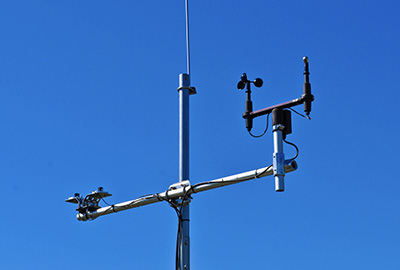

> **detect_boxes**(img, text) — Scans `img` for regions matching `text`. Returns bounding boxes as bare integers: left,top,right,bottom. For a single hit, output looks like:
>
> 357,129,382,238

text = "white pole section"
273,124,285,191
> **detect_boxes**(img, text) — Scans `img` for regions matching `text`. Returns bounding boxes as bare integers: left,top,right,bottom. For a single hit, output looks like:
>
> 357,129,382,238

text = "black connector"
272,109,292,139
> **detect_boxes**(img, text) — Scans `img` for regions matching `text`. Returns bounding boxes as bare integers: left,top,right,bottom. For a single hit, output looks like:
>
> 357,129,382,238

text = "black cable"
156,189,184,270
176,186,192,270
288,107,310,120
158,192,181,219
283,138,299,161
176,218,183,270
174,183,209,270
101,198,111,206
100,198,116,215
101,205,114,216
155,191,182,270
255,164,273,178
249,113,270,138
161,175,276,269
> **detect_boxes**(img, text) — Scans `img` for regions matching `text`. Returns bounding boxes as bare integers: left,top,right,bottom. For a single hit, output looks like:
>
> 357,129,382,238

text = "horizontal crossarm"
77,160,298,221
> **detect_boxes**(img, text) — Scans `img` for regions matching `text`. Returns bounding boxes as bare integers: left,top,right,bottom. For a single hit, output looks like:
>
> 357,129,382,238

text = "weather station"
66,1,315,269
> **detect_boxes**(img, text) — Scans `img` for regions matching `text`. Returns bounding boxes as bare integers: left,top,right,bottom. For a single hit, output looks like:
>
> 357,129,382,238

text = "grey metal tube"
179,73,190,270
179,74,190,183
273,125,285,192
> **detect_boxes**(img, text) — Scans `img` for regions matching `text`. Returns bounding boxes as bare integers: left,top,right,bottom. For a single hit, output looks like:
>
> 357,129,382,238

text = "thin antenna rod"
185,0,191,75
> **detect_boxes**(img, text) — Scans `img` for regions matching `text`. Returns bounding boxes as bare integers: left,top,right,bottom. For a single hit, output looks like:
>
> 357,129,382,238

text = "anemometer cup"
253,78,263,88
237,81,246,90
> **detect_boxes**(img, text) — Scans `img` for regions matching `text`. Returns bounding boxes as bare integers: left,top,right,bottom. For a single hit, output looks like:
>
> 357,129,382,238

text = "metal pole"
179,73,190,270
272,109,285,192
273,125,285,191
180,1,192,268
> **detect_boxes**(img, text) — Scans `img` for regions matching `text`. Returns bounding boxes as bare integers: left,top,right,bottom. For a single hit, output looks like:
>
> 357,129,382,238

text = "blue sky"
0,0,399,269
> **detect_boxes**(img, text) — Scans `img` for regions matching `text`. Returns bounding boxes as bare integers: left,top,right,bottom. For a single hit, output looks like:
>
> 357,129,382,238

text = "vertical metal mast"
178,73,190,270
178,1,193,269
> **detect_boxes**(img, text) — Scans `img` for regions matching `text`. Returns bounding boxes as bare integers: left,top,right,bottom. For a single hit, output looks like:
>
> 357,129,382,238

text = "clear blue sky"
0,1,399,269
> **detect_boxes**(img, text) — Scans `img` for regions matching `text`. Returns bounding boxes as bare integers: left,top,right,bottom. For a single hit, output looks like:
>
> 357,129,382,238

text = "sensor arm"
249,97,303,118
242,56,314,125
76,160,298,221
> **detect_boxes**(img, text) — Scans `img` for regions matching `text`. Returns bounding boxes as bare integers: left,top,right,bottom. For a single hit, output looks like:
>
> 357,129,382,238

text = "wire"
176,218,183,270
154,171,275,269
288,107,311,120
283,138,299,161
255,164,273,178
156,190,185,270
168,182,208,270
176,186,192,270
249,113,270,138
157,192,181,219
101,198,111,206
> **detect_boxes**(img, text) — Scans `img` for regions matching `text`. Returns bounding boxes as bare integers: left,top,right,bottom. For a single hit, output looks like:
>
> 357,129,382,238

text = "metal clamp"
177,86,197,95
